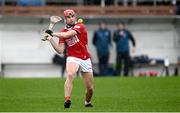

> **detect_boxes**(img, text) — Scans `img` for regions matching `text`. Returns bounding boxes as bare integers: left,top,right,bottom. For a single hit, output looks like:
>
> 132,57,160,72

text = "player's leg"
64,61,79,108
79,58,94,107
98,55,103,75
103,53,109,75
124,52,130,76
116,52,122,76
82,72,94,107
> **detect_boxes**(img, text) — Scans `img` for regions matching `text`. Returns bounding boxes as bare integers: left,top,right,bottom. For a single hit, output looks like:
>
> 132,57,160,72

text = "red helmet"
63,9,76,18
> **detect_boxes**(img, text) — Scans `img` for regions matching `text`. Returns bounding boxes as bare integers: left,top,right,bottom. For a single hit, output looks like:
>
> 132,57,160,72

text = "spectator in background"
113,22,136,76
174,67,179,76
84,0,114,6
161,56,170,76
17,0,45,6
93,21,112,75
176,5,180,15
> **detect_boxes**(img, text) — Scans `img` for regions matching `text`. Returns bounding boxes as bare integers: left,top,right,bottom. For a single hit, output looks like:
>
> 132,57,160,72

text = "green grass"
0,77,180,112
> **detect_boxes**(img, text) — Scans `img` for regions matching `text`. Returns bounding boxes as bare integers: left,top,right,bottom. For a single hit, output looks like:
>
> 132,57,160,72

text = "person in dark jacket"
113,22,136,76
93,21,112,75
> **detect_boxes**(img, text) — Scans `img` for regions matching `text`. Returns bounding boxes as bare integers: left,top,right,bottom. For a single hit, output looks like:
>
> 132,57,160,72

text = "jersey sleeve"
72,23,84,34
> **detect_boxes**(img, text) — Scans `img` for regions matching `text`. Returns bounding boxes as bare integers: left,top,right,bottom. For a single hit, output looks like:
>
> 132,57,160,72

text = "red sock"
65,96,71,101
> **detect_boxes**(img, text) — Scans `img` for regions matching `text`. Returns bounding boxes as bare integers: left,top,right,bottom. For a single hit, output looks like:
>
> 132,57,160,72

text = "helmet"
63,9,76,18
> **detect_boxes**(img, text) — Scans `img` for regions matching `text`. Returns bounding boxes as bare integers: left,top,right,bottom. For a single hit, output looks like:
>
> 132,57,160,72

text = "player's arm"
128,30,136,47
128,30,136,53
45,33,65,54
52,30,77,38
92,31,97,46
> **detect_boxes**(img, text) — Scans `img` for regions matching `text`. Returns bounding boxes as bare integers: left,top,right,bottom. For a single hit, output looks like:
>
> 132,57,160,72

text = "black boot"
64,100,71,108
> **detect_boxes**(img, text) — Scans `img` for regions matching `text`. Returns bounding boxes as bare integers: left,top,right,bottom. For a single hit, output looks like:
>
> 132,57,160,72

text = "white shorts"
66,57,93,73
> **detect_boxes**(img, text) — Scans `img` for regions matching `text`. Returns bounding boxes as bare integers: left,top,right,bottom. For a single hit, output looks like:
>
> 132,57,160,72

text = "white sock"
85,101,91,105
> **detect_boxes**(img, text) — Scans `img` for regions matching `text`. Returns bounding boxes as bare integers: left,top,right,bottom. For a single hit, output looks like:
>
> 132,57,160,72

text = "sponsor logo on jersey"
74,25,80,29
65,36,79,46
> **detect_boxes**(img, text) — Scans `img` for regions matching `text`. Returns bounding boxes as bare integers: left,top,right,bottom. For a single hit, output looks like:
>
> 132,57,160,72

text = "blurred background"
0,0,180,78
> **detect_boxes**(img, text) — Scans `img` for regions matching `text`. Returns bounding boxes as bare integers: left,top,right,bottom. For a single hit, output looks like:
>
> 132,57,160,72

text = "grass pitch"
0,76,180,112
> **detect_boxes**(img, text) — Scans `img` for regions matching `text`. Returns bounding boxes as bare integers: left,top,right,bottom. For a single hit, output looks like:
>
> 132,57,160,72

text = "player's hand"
44,33,52,41
45,30,53,37
132,47,136,53
131,47,136,57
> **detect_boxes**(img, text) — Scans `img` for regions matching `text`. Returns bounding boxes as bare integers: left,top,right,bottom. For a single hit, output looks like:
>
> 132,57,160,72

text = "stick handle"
48,22,55,30
41,22,55,41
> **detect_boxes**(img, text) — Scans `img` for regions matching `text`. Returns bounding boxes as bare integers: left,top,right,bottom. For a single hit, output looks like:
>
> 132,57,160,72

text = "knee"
66,71,75,80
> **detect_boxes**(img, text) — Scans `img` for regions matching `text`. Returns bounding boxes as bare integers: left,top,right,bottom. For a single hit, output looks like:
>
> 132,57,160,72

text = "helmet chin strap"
66,24,75,28
66,21,76,28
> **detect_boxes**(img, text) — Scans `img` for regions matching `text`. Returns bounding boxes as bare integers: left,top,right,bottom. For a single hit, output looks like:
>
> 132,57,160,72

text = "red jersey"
59,23,91,60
